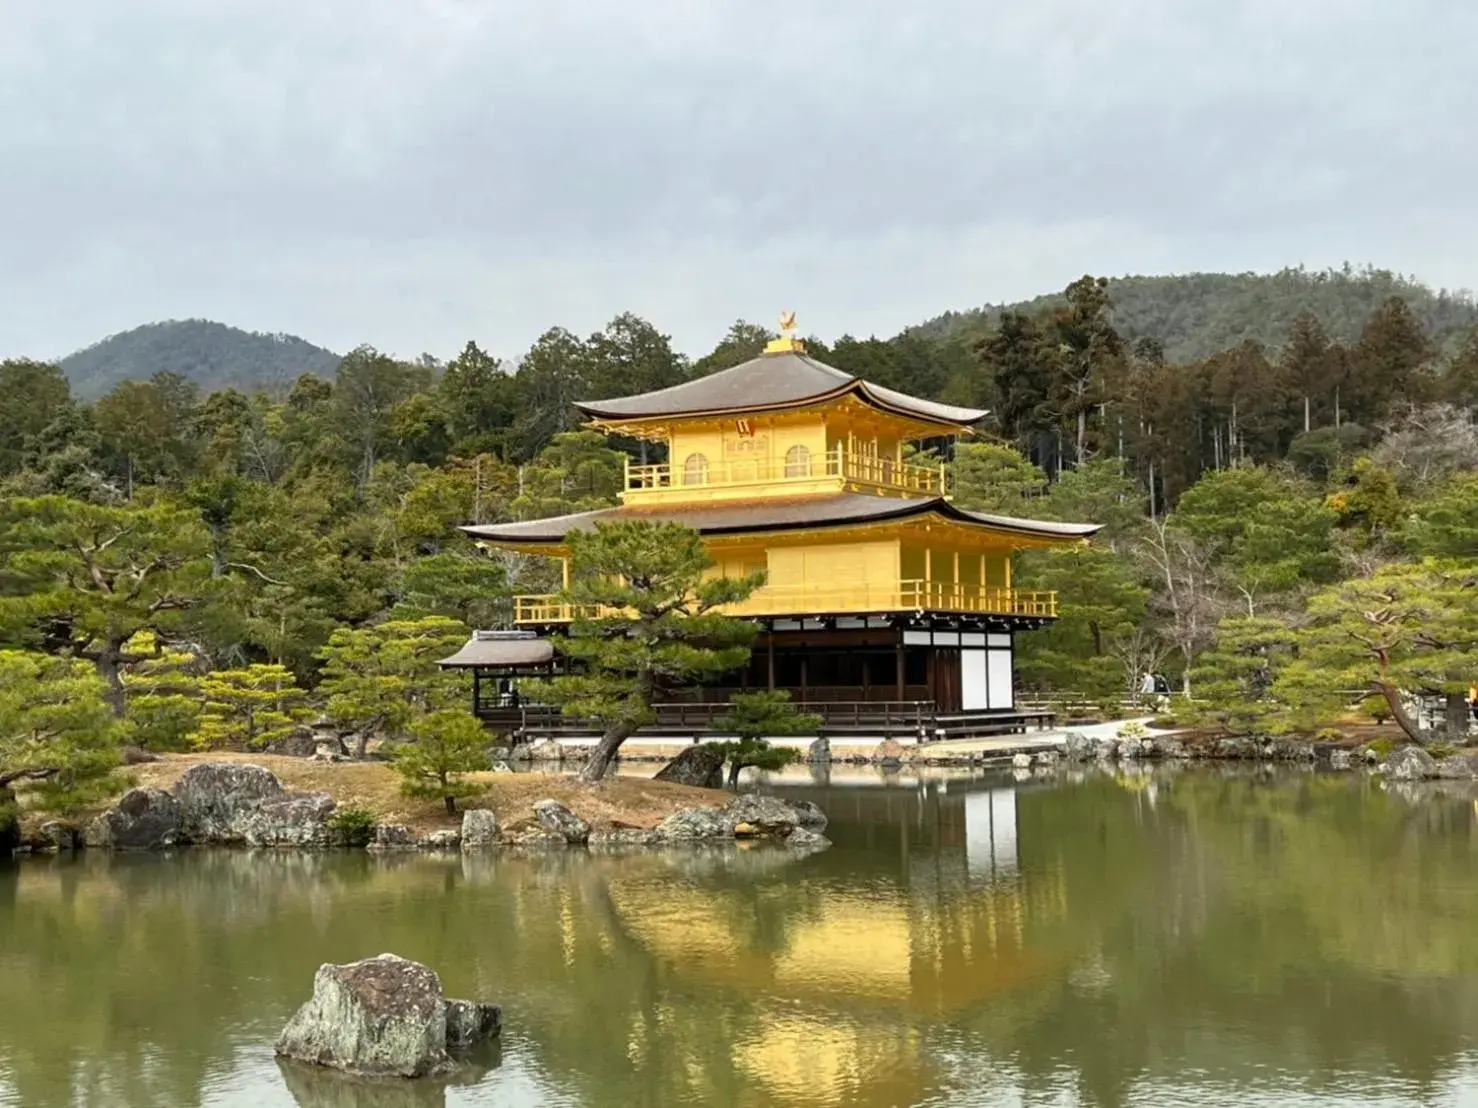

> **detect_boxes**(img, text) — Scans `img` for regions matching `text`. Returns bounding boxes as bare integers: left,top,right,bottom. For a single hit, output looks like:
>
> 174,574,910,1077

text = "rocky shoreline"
13,761,831,856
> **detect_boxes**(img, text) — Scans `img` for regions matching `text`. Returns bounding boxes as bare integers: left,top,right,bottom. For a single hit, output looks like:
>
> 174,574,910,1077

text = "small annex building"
448,318,1099,742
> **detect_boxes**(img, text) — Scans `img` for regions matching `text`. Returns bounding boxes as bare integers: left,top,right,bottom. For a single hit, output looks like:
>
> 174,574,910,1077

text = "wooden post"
896,639,905,700
799,654,808,701
925,547,933,606
561,557,570,590
767,634,776,691
952,551,960,610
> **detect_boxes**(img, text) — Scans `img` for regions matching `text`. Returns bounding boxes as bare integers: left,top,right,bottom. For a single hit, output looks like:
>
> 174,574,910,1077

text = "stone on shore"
417,829,462,852
39,820,81,852
871,738,907,766
369,824,417,851
1434,752,1478,779
174,763,284,843
653,744,725,789
460,809,500,850
500,819,568,846
528,739,565,762
1385,745,1439,781
1329,748,1354,770
274,953,499,1079
241,794,337,848
83,788,183,850
724,793,824,836
532,799,591,844
806,737,831,764
1061,733,1096,763
652,807,734,842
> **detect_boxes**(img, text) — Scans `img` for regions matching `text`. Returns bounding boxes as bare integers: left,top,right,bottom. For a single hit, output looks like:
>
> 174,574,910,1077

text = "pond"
4,765,1478,1107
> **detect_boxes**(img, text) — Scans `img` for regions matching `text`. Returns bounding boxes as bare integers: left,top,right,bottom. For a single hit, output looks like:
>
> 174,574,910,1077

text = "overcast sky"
2,0,1474,362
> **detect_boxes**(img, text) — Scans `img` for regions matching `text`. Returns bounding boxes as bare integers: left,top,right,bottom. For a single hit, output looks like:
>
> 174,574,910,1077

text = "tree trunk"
1444,691,1470,739
444,794,457,816
0,786,16,855
94,648,127,717
355,731,371,761
1380,683,1424,744
727,761,742,789
578,721,638,783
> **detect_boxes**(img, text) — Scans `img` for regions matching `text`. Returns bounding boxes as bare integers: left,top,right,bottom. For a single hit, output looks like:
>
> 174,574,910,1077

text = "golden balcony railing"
513,581,1056,624
624,446,947,497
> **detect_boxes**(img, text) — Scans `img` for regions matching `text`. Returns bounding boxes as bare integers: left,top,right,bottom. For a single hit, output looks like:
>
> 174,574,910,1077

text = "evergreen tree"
1276,560,1478,743
525,522,759,783
0,496,213,711
950,442,1047,513
0,651,126,818
709,691,820,787
192,664,309,750
316,617,469,758
394,708,490,815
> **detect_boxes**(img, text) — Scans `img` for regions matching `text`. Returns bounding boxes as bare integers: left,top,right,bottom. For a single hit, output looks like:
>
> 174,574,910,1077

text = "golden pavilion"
450,316,1098,739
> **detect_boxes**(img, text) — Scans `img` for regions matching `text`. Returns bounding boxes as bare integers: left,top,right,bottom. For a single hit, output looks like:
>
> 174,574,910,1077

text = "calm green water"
4,766,1478,1108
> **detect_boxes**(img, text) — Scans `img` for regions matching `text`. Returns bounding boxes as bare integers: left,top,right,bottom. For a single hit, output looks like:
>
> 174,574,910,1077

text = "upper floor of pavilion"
575,317,986,506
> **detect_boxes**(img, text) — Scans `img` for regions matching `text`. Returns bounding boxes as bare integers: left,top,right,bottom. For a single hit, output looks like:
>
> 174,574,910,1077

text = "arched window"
784,444,811,477
682,453,709,485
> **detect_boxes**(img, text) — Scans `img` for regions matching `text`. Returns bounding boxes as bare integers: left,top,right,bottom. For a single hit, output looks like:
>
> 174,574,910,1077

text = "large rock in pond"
1385,745,1439,781
532,799,590,844
84,787,183,850
173,763,284,843
806,737,831,764
653,745,725,789
461,809,500,851
274,953,499,1078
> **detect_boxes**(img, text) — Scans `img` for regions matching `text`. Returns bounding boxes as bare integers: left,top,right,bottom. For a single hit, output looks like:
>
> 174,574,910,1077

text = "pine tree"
525,522,760,783
0,651,126,818
709,692,820,787
394,709,489,815
192,664,310,750
317,617,469,759
1190,617,1298,734
1276,561,1478,743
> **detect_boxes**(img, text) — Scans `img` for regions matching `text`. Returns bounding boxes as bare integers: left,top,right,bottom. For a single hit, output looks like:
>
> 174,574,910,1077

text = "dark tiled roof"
461,493,1100,545
573,350,987,428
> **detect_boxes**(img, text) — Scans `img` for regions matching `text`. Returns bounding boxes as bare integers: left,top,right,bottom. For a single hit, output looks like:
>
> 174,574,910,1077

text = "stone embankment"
21,761,830,855
1056,729,1478,780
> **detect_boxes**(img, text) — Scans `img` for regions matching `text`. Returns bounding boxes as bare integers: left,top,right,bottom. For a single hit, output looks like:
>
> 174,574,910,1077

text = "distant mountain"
911,267,1478,362
61,320,341,398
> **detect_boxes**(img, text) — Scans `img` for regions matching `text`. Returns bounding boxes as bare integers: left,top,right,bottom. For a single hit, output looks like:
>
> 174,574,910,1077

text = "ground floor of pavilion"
441,612,1056,742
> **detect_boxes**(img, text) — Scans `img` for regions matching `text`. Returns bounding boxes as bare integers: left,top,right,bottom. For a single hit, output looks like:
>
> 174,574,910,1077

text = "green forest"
3,269,1477,819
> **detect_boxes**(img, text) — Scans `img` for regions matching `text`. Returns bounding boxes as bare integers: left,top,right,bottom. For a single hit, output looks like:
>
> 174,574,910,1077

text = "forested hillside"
915,267,1478,362
61,320,341,398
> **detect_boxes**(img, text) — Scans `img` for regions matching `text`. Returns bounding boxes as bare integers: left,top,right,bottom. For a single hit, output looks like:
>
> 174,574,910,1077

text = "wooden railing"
625,446,947,497
513,582,1057,623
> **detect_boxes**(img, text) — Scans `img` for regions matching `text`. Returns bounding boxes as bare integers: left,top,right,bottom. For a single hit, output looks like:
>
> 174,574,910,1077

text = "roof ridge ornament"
764,309,807,355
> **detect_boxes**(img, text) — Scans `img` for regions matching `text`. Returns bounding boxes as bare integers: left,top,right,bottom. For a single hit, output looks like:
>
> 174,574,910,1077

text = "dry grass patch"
127,753,724,833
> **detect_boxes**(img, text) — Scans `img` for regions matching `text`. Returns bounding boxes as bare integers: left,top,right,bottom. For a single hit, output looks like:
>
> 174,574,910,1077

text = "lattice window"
682,453,709,485
784,444,811,477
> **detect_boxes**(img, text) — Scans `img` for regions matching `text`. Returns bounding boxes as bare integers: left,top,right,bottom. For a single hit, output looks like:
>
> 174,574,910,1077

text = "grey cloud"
1,0,1474,360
